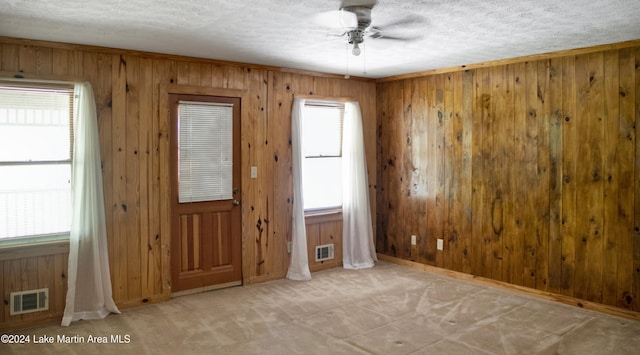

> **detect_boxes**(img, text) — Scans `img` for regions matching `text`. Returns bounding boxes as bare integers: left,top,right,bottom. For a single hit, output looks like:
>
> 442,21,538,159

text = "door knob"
232,199,240,206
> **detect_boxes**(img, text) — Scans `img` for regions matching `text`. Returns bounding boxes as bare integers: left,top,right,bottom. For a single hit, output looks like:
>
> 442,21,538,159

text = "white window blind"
178,101,233,203
0,84,73,240
301,103,344,211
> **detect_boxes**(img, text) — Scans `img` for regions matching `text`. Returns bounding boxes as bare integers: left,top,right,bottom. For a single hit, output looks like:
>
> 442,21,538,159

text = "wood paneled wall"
376,44,640,312
0,37,376,329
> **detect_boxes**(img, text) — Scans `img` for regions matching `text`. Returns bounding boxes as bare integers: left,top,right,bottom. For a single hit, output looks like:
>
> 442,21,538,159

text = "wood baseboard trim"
377,253,640,321
0,314,63,332
170,281,242,298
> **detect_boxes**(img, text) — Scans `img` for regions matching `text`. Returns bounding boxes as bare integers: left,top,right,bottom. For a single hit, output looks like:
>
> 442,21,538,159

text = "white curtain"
62,82,120,326
342,102,377,269
286,98,312,281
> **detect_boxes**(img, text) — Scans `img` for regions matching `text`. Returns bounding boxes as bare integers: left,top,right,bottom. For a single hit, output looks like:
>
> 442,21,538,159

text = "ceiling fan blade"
369,33,424,41
313,10,358,30
341,0,377,9
373,14,426,31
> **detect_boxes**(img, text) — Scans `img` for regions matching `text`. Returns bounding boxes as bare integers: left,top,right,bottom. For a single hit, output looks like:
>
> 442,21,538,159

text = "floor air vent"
315,244,334,262
10,288,49,315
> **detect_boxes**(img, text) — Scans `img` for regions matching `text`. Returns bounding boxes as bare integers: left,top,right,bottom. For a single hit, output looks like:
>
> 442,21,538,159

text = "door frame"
159,84,247,300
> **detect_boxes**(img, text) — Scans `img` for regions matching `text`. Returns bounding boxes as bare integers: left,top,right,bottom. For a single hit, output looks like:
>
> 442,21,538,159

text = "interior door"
170,94,242,293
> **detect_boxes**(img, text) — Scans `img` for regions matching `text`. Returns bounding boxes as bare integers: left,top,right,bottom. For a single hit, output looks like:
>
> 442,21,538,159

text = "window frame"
301,100,345,214
0,81,75,247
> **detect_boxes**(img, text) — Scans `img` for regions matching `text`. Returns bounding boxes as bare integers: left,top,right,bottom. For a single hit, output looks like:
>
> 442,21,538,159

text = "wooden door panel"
174,210,240,290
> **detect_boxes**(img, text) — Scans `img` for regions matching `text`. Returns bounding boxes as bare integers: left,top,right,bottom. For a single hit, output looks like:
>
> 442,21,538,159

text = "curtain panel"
286,97,312,281
342,101,377,269
62,82,120,326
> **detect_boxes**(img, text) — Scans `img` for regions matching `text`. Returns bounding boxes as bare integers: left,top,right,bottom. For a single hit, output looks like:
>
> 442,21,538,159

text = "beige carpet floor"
4,261,640,354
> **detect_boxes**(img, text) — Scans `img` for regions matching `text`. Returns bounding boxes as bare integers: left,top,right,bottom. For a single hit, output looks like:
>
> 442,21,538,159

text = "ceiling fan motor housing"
347,29,365,45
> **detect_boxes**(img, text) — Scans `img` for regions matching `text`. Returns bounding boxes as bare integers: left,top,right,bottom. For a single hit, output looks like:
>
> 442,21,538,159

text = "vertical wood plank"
176,61,190,85
460,70,474,274
18,45,36,73
1,44,19,71
94,53,114,284
403,76,417,260
125,55,142,301
3,260,19,321
470,68,485,275
152,59,167,296
36,256,55,314
306,224,320,269
511,62,526,287
423,76,437,264
633,47,640,312
479,67,493,278
499,64,515,284
199,63,212,87
376,81,390,254
536,59,551,291
616,48,636,309
54,253,68,319
442,73,455,269
188,62,200,86
548,57,564,293
410,77,429,265
111,53,127,302
35,46,53,75
51,48,69,76
138,57,153,298
448,72,465,271
523,60,538,288
561,55,577,296
68,50,83,78
386,80,404,258
602,50,620,306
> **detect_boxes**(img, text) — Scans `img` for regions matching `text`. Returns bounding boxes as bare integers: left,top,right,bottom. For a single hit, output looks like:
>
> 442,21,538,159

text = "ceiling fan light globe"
352,44,361,56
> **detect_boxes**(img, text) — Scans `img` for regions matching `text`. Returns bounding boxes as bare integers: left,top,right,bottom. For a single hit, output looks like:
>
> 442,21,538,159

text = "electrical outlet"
287,241,292,253
437,239,444,250
250,166,258,179
411,235,417,245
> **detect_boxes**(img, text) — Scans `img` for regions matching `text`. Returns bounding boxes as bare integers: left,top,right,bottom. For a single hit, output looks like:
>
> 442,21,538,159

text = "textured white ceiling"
0,0,639,78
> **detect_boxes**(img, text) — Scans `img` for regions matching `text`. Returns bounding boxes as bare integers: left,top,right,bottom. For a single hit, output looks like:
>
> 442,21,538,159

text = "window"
0,83,74,242
301,102,344,211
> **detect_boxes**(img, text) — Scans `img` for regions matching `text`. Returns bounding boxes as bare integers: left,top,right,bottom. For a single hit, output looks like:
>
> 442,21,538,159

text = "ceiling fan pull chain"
363,42,367,77
345,43,350,79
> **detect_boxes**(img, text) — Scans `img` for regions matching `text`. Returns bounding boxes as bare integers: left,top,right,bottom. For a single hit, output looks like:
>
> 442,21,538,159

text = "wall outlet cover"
437,239,444,250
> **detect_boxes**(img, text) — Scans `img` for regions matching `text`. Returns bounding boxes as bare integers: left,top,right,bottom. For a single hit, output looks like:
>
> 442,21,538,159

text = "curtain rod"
294,94,356,103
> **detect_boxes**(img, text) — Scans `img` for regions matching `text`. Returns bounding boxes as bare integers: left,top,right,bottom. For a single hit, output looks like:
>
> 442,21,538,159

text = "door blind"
178,101,233,203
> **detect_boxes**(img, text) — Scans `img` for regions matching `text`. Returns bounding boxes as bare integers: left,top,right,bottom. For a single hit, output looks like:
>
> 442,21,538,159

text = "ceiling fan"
314,1,424,56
